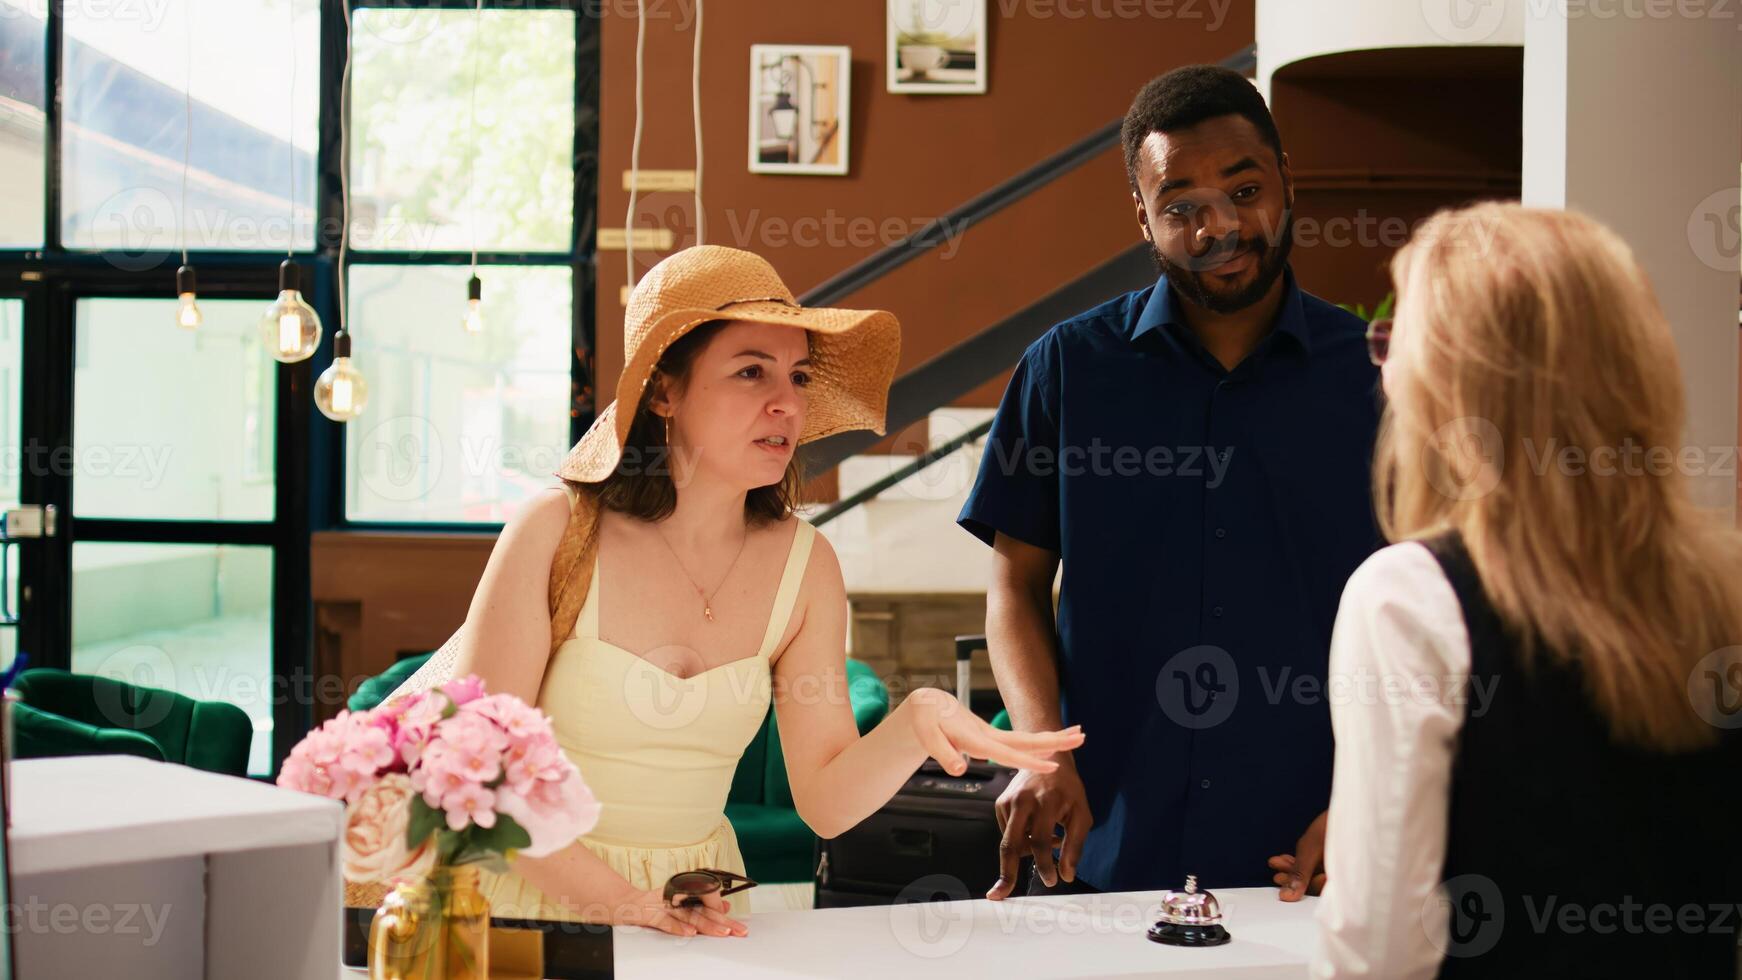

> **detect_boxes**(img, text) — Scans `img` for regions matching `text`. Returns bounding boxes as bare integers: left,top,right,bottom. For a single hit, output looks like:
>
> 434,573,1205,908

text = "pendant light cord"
691,0,703,245
336,0,352,333
468,0,482,280
625,0,646,294
286,0,296,261
180,0,192,266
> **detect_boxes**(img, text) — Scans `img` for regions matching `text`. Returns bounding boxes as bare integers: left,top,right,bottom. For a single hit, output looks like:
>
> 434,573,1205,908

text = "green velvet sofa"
11,668,253,776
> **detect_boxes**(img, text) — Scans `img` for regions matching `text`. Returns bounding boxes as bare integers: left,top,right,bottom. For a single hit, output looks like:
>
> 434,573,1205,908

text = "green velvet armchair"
347,652,892,884
11,668,253,776
347,653,432,713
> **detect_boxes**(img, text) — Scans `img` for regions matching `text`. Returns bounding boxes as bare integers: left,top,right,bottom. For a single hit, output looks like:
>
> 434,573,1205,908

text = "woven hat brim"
554,301,900,484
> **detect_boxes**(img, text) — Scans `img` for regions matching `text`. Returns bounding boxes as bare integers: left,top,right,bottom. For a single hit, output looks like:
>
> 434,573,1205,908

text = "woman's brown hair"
588,320,805,526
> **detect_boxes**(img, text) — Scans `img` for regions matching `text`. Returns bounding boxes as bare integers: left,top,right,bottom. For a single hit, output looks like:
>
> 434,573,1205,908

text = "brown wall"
310,532,493,724
596,1,1259,412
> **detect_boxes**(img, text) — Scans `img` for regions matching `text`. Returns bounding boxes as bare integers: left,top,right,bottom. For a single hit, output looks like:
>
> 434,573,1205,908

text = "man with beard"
959,65,1381,901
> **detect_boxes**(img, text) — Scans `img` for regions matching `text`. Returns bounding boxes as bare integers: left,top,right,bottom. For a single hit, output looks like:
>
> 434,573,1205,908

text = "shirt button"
1200,779,1212,789
1212,606,1224,618
1218,450,1230,462
1215,527,1227,539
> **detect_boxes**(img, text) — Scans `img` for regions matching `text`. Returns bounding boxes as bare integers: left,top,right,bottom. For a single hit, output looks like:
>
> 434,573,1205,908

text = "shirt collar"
1130,267,1313,357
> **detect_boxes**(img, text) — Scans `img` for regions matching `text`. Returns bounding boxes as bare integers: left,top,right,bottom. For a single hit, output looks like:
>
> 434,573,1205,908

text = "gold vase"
368,865,490,980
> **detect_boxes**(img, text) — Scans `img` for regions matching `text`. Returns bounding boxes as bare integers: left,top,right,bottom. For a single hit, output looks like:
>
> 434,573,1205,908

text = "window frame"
325,0,598,533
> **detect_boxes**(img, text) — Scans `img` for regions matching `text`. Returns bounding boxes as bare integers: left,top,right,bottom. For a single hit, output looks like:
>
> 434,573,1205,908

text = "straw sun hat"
555,245,902,483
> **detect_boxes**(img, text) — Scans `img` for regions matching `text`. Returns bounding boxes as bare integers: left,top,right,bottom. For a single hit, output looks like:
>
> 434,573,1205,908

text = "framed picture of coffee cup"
749,45,852,176
888,0,987,94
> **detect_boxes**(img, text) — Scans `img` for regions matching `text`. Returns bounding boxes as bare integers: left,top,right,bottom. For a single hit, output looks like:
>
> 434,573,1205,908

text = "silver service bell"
1147,874,1231,947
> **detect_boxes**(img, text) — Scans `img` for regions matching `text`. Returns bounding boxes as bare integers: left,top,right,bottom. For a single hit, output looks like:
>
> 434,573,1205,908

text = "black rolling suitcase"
813,635,1015,907
813,756,1013,907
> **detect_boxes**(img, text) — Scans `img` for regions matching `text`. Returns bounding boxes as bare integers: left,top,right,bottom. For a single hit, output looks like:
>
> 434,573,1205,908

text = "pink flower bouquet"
278,675,600,883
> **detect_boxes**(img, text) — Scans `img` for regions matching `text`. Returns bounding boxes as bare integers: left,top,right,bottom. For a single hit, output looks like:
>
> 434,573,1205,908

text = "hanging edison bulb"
462,274,484,334
315,331,368,422
175,264,203,331
259,259,322,363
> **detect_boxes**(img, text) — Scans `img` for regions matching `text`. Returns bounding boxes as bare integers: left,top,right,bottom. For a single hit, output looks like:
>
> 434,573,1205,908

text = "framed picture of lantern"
749,45,851,176
888,0,986,94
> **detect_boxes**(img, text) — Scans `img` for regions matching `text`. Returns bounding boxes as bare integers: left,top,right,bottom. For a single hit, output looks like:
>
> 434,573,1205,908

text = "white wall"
1255,0,1524,97
1523,9,1741,517
1258,0,1740,521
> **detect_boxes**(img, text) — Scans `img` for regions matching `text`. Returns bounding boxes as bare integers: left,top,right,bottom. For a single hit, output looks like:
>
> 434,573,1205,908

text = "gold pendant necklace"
654,522,749,624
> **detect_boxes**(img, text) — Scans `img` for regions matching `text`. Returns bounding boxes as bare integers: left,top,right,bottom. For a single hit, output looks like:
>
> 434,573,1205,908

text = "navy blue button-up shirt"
958,269,1382,892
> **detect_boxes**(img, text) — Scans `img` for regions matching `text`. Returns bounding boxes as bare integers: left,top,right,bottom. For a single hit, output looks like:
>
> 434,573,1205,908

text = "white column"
1255,0,1524,99
1524,7,1741,517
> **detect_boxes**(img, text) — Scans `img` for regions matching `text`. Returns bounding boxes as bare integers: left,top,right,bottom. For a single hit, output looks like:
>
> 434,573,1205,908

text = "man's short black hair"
1120,65,1284,191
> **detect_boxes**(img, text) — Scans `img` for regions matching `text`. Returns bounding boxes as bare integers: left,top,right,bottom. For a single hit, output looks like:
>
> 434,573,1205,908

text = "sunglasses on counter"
663,869,757,909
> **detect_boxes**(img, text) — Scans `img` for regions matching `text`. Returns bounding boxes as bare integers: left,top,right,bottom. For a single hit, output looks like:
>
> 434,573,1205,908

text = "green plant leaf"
462,814,532,858
407,797,445,850
1338,293,1396,323
477,818,536,856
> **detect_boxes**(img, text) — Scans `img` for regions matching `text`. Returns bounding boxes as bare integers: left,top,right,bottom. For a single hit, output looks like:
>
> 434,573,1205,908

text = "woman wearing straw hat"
445,246,1084,938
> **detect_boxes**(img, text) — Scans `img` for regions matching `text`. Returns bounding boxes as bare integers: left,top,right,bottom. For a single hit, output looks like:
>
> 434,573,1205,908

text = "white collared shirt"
1311,541,1472,979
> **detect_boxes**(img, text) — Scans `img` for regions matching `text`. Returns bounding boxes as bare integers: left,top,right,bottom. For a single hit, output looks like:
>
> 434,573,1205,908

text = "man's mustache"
1179,238,1261,273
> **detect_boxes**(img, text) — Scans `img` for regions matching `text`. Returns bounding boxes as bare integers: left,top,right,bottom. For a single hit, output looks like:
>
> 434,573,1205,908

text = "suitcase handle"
888,827,935,858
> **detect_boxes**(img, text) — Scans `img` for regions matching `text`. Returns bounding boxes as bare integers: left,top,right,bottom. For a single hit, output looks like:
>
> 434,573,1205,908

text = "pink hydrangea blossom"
279,674,596,879
442,782,497,832
496,768,601,858
441,675,487,706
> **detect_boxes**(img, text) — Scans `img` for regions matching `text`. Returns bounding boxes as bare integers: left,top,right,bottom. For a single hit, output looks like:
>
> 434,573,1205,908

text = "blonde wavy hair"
1375,202,1742,751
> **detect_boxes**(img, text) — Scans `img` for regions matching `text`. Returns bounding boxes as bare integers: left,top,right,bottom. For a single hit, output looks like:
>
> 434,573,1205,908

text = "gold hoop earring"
664,414,673,447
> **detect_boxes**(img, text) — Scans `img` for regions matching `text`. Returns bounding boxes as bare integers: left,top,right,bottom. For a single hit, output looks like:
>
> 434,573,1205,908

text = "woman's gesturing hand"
900,687,1084,775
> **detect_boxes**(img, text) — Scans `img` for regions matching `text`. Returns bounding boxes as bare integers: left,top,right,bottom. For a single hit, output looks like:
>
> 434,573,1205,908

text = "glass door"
0,295,28,675
4,267,309,779
62,290,290,776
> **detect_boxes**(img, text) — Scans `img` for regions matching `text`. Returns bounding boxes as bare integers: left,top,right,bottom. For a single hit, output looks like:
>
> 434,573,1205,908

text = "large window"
351,8,575,253
346,264,572,523
73,298,277,521
344,5,581,524
59,0,321,251
0,1,47,248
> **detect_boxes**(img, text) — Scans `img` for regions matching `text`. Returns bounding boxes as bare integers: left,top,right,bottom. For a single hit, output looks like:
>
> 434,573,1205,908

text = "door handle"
3,504,56,539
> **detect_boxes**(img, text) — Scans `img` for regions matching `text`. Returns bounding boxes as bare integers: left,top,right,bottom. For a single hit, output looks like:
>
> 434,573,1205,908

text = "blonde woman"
1312,204,1742,978
451,246,1083,939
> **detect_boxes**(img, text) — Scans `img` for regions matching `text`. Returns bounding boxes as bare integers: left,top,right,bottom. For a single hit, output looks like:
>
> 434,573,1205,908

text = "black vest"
1426,534,1741,979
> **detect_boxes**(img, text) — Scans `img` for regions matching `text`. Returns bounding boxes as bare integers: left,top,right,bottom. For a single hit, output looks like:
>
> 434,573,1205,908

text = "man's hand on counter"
987,756,1093,901
1267,809,1328,901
